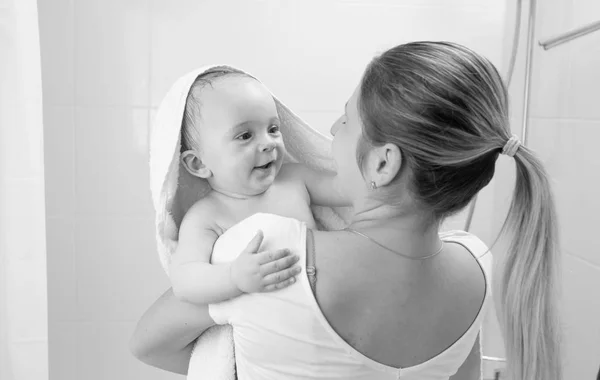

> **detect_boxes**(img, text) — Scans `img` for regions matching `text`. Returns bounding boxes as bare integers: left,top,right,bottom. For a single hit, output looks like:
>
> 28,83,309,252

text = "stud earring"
370,181,377,190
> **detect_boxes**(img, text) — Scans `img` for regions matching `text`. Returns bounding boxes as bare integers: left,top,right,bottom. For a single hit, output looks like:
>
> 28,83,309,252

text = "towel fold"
149,65,351,379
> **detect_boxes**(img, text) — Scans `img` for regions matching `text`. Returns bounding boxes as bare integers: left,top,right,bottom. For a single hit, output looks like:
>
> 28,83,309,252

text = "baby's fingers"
263,277,297,292
262,266,302,289
256,248,294,265
260,254,300,276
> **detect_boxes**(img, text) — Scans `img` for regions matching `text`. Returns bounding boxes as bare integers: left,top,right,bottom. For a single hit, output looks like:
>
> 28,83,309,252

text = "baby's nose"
260,141,276,152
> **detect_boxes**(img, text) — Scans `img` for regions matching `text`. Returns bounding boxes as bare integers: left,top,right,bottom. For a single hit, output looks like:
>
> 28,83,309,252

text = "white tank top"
209,213,492,380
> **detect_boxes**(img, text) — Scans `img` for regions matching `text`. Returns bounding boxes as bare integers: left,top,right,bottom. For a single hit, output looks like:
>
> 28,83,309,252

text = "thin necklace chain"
344,228,445,260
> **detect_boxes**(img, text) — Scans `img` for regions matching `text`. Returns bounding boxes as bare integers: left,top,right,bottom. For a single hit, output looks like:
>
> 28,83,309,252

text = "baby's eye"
236,132,252,140
269,125,280,134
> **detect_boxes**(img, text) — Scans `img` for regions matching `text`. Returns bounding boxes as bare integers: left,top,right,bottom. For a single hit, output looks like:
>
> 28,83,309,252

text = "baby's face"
197,76,285,197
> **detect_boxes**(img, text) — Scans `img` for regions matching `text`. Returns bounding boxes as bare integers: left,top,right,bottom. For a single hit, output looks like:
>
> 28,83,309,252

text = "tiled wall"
39,1,599,379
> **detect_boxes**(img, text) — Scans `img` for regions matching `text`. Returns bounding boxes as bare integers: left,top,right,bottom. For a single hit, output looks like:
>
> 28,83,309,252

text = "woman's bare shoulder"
310,229,359,274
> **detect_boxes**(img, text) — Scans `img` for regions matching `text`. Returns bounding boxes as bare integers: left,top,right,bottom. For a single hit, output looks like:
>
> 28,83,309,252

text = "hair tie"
502,135,521,157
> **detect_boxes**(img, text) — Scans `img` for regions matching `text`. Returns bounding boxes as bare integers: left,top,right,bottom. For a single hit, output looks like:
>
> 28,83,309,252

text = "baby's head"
180,67,285,197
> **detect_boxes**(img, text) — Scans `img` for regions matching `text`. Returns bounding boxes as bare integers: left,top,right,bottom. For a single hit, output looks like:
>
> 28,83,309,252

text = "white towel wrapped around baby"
149,65,350,379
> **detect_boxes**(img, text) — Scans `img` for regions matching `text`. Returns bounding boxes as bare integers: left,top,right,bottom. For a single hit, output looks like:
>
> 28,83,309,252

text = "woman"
131,42,561,380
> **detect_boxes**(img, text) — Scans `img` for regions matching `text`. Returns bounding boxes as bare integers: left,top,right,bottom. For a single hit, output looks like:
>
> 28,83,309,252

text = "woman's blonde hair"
358,41,561,380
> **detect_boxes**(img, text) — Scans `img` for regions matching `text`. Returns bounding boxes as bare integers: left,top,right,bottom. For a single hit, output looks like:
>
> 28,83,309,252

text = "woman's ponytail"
498,146,562,380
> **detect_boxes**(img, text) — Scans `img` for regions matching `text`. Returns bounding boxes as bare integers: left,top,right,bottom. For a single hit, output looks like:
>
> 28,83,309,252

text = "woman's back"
208,213,491,380
313,227,487,369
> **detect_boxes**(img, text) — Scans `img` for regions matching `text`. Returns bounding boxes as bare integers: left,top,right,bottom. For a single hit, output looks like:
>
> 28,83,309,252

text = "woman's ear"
370,143,402,187
180,150,212,179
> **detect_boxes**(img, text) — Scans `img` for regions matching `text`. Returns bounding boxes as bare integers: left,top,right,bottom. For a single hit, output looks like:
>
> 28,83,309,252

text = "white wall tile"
48,322,78,380
38,0,74,106
43,106,75,218
562,254,600,380
572,0,600,27
75,321,178,380
46,217,77,323
529,47,573,119
74,0,150,106
74,107,152,217
74,217,170,322
529,0,574,119
567,32,600,119
536,0,574,38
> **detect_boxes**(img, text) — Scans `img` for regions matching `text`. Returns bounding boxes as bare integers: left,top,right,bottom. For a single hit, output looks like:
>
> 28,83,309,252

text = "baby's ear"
180,150,212,179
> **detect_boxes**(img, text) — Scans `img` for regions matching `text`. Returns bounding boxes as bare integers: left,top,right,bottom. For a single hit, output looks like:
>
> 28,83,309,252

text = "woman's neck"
348,203,442,255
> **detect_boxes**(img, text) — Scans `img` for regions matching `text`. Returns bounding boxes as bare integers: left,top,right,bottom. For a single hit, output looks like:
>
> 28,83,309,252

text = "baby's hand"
230,230,302,293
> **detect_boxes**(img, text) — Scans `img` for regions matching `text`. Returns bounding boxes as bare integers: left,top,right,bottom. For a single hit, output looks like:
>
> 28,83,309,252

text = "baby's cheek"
276,143,286,157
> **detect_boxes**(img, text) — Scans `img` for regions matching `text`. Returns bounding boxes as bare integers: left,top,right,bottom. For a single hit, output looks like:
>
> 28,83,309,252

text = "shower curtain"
0,0,48,379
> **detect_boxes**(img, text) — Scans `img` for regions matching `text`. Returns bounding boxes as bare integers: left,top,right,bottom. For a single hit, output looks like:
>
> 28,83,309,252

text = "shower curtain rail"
539,20,600,50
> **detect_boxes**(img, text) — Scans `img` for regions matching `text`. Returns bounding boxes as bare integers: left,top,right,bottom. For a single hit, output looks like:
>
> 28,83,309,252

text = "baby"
169,67,349,305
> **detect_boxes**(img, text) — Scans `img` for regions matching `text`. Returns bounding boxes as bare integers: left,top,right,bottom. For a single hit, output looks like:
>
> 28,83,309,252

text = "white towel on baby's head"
149,65,351,379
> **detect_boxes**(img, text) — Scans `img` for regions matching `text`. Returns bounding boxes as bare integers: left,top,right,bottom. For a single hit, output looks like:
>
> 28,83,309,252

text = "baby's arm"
282,163,351,207
169,202,238,304
169,202,301,305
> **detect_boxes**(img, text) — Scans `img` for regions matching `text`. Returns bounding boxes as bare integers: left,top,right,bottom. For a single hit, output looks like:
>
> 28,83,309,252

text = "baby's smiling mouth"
255,161,274,170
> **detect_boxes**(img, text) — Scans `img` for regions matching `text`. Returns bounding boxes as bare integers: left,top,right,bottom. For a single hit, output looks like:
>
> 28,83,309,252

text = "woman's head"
332,42,510,220
333,41,561,380
180,66,285,197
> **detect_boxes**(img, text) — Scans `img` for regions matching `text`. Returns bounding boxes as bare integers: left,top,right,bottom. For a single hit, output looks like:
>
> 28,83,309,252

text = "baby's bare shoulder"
187,196,218,215
182,196,225,233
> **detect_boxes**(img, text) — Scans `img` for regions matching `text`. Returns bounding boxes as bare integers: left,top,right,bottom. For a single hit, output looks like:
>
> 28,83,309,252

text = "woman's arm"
129,288,216,374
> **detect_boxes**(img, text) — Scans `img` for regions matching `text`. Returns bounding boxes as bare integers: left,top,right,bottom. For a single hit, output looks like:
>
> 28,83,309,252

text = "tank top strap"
305,227,317,293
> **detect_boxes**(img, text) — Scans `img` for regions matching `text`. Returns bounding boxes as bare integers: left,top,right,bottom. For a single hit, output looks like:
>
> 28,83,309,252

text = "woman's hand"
230,230,302,293
130,288,216,374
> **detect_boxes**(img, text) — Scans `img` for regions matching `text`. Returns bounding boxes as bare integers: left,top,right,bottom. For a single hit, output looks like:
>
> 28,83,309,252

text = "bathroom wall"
39,0,598,379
